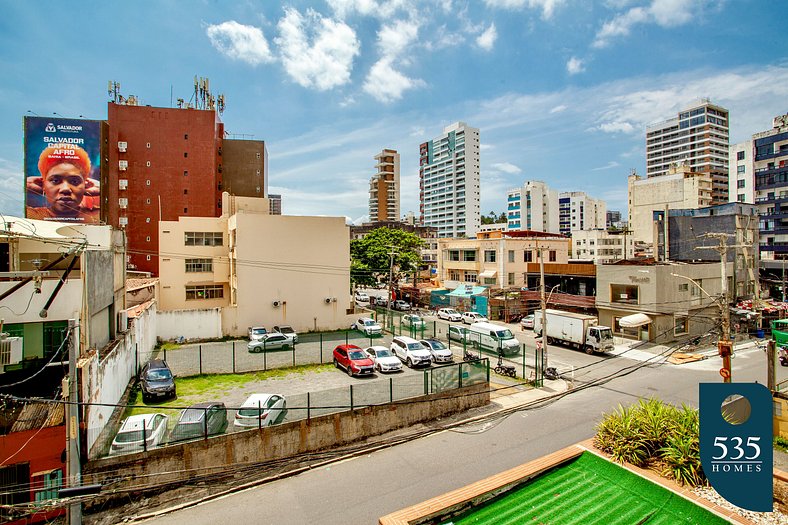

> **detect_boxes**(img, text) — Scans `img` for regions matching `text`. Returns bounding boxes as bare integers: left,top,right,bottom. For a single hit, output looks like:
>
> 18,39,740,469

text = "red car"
333,344,375,377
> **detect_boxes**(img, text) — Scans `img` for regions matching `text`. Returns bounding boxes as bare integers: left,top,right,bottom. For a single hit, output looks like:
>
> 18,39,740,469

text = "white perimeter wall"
156,308,222,341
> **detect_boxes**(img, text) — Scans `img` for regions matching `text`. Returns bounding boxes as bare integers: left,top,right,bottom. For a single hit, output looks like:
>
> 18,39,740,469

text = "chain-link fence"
158,330,391,378
97,359,489,458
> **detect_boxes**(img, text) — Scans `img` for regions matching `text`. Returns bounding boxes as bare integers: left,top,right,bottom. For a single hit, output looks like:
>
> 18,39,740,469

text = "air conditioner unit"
0,337,23,369
117,311,129,333
118,141,127,152
119,160,128,171
119,179,128,190
272,300,281,308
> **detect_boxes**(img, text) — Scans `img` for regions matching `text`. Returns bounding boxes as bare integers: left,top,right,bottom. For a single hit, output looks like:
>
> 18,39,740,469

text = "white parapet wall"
157,308,223,341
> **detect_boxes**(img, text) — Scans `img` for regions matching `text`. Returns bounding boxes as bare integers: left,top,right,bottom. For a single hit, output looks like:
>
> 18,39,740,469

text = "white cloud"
593,0,701,48
327,0,415,19
480,143,494,150
483,0,566,19
491,162,522,174
363,58,425,103
476,23,497,51
206,21,274,65
275,8,360,91
550,104,567,113
566,56,585,75
363,17,424,102
591,161,621,171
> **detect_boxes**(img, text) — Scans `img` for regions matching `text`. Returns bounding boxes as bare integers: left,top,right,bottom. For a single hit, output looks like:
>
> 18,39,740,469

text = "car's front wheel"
347,366,354,377
406,358,413,368
333,358,339,368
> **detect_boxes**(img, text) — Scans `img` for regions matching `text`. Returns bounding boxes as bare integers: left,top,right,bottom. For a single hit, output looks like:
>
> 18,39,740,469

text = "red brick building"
106,103,225,274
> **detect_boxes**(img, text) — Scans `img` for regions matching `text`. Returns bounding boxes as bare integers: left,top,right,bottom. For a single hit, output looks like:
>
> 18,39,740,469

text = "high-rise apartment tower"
369,149,400,222
419,122,480,238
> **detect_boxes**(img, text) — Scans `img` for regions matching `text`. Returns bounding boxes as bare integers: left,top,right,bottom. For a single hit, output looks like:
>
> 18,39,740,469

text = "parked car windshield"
597,328,613,340
426,340,446,350
375,349,393,357
349,351,367,360
406,343,424,350
363,319,377,326
445,309,458,314
145,369,172,381
251,328,266,335
493,329,514,340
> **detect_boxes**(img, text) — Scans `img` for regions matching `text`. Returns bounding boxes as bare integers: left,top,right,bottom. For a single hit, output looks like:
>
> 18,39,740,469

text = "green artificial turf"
450,452,728,525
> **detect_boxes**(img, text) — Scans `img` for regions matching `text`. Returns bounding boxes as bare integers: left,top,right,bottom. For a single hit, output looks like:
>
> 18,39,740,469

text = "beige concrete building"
370,149,400,222
628,164,713,245
159,193,353,336
596,260,749,344
437,232,570,289
571,229,634,264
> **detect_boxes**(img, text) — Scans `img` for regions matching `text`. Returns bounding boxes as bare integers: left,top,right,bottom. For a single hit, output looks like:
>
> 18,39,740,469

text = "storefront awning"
479,270,497,278
619,313,652,328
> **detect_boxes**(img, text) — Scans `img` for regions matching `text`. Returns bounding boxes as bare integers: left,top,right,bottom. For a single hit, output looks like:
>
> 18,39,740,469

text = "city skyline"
1,1,787,223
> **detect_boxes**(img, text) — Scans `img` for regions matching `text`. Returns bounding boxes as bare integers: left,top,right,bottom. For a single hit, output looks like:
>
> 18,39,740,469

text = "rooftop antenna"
108,80,122,103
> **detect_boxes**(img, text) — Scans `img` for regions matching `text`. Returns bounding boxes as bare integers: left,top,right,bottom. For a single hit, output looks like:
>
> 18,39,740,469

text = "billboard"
24,116,101,224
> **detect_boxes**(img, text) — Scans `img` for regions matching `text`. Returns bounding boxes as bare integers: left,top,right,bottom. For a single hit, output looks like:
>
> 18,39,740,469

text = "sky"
1,0,787,224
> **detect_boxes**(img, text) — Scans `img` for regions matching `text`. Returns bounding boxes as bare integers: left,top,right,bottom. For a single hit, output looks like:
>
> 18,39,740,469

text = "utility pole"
387,246,397,330
696,233,749,384
66,319,81,525
538,241,548,370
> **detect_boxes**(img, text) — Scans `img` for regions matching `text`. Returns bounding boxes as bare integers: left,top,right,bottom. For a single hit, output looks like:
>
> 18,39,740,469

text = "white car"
420,339,454,364
111,413,169,454
437,308,462,322
402,314,426,329
462,312,488,324
355,292,370,303
234,393,287,428
352,317,382,336
364,346,403,373
248,326,268,341
390,336,432,368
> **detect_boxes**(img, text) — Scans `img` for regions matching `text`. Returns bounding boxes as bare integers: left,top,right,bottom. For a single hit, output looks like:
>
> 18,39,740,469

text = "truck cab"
586,326,614,353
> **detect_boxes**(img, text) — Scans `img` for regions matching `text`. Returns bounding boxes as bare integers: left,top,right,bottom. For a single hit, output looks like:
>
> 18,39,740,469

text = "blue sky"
1,0,787,222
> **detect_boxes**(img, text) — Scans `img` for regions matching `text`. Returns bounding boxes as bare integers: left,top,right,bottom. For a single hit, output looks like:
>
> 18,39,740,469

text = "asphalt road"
143,340,770,525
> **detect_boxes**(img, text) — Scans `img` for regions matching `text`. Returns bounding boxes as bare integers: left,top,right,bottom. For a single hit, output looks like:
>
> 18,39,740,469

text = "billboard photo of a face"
24,116,101,224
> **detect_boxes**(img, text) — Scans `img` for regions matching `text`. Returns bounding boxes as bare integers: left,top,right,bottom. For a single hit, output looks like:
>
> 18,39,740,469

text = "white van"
468,322,521,356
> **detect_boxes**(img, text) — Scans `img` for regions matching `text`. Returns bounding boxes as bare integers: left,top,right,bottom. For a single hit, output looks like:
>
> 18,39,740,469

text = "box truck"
533,309,614,354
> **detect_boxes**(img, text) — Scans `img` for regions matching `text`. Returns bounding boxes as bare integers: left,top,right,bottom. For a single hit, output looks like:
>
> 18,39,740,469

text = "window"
146,142,151,148
738,194,746,203
184,170,188,176
184,232,223,246
256,152,261,159
549,250,557,262
610,283,639,304
183,208,188,213
449,270,460,281
737,179,746,188
184,189,188,194
146,198,151,204
484,250,496,263
184,152,188,158
146,160,151,167
184,134,188,140
508,250,514,263
508,272,515,286
33,469,62,502
0,463,31,507
146,255,151,261
146,180,151,186
448,250,460,261
737,165,746,174
678,283,689,292
674,316,689,335
145,217,150,223
524,250,533,262
483,278,496,285
464,271,478,283
185,258,212,273
186,285,224,300
462,250,476,262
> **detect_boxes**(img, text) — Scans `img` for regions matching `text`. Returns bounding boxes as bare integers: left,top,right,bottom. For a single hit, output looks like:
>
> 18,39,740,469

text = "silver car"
420,339,454,364
247,333,292,352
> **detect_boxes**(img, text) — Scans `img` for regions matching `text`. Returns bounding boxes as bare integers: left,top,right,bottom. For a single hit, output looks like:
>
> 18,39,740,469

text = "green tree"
350,228,425,289
480,210,507,225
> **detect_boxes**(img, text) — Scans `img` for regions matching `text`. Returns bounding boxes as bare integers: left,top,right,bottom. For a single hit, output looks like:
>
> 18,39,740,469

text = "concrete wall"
84,383,490,487
157,308,222,341
81,302,158,457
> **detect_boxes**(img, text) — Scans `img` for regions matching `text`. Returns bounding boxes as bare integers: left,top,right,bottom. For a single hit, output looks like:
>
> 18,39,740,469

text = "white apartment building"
729,140,754,204
646,98,729,204
419,122,481,238
559,191,607,235
628,165,713,244
571,229,634,264
369,149,400,222
506,180,559,233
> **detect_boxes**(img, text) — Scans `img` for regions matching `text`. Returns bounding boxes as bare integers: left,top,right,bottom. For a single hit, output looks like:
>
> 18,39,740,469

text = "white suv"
390,336,432,368
462,312,488,324
352,317,382,336
437,308,462,322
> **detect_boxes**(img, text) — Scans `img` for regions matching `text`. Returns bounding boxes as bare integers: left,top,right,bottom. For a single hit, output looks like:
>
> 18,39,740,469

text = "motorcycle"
463,348,480,362
494,353,516,378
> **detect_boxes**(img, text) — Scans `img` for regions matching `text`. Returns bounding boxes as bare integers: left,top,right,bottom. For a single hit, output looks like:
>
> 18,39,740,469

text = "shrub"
594,398,705,486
